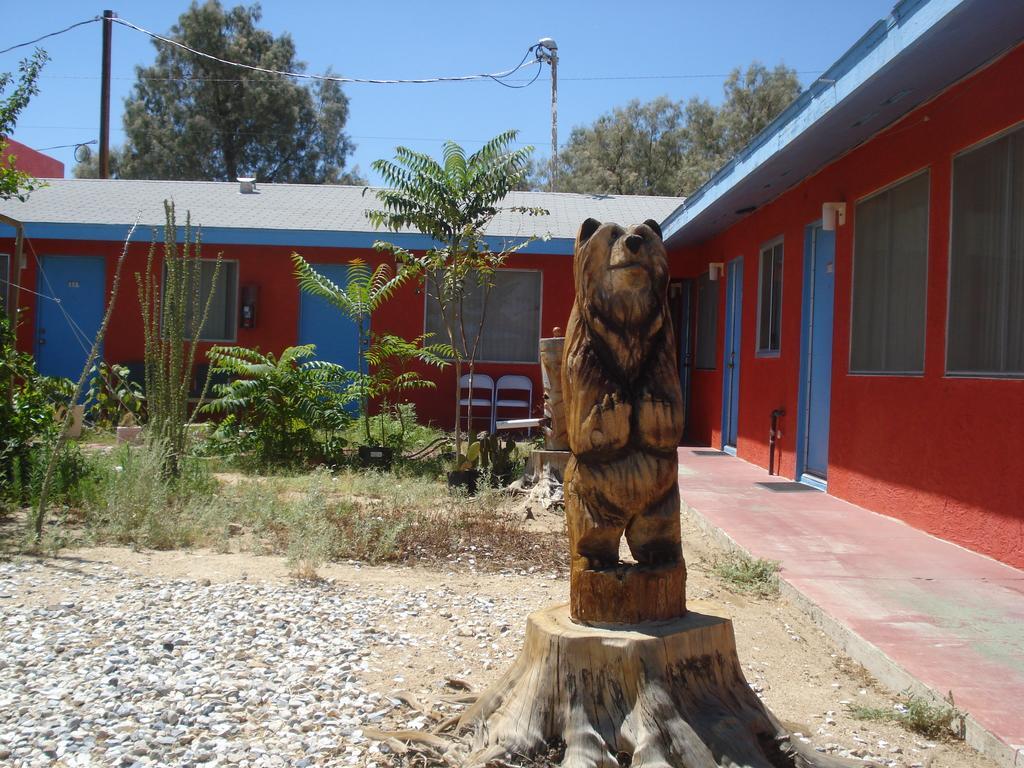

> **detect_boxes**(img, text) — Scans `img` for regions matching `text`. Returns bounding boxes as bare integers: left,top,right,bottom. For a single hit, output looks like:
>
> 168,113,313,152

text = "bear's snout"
625,234,643,254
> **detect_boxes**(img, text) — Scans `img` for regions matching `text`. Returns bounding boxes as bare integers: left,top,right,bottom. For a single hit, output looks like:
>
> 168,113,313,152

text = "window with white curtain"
695,272,718,370
757,240,783,355
424,269,541,363
163,259,238,342
948,125,1024,376
851,171,929,373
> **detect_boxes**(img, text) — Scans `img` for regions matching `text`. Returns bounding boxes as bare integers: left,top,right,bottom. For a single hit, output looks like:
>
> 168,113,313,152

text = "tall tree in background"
75,1,362,184
548,63,801,197
1,49,48,201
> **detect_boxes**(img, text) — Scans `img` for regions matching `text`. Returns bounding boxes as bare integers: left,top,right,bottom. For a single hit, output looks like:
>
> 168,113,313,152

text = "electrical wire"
112,16,543,86
0,17,101,56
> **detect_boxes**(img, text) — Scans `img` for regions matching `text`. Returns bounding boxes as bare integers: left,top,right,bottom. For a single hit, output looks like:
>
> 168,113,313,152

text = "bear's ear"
576,218,601,247
644,219,663,240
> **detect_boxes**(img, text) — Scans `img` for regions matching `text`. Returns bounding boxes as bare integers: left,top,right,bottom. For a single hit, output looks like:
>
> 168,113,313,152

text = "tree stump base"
572,561,686,625
459,603,869,767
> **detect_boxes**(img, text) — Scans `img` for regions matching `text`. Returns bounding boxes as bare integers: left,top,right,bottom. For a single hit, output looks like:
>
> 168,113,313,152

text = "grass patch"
847,692,965,741
708,550,780,597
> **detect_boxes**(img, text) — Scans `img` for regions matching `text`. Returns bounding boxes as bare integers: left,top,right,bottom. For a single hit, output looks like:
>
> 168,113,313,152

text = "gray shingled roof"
0,178,684,241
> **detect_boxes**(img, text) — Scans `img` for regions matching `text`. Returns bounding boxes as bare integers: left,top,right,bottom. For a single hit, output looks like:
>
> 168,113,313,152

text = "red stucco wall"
2,138,64,178
4,234,574,430
668,43,1024,567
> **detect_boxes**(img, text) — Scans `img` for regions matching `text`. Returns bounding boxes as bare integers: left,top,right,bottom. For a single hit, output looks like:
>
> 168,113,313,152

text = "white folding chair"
495,374,534,434
459,373,495,433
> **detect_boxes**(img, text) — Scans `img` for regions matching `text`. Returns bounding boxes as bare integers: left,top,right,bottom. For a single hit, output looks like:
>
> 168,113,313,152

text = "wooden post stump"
460,604,866,768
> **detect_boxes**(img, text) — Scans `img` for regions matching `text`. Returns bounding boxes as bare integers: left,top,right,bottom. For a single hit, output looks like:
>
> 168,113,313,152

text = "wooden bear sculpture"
562,217,686,624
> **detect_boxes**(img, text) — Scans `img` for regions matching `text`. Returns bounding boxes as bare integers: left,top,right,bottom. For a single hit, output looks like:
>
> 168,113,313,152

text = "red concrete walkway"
676,448,1024,768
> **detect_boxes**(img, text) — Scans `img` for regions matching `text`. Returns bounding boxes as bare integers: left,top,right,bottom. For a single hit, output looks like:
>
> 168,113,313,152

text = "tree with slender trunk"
366,130,545,461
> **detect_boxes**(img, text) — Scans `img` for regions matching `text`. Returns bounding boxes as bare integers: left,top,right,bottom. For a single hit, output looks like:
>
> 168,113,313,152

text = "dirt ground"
4,507,995,768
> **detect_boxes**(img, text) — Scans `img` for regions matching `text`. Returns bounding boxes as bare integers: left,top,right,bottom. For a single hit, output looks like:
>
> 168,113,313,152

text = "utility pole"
537,38,558,192
99,10,116,179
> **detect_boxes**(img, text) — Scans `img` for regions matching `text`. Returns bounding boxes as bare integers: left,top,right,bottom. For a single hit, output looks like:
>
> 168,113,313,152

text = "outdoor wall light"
822,202,847,231
709,262,725,281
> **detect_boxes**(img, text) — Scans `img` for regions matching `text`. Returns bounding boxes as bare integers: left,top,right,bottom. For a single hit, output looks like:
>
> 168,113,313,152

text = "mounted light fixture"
822,202,847,231
709,262,725,281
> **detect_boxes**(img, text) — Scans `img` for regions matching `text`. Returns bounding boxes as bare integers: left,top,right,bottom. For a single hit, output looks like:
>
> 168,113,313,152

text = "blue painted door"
799,225,835,481
35,256,105,381
297,263,360,371
722,258,743,451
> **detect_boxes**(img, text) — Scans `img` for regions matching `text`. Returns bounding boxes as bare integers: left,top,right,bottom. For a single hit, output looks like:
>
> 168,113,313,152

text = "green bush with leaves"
200,344,353,468
86,361,145,429
354,333,451,449
0,311,75,505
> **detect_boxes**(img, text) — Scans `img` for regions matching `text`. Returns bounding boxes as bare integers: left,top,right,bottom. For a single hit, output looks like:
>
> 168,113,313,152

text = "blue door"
722,258,743,452
797,225,835,485
297,263,360,371
35,256,106,381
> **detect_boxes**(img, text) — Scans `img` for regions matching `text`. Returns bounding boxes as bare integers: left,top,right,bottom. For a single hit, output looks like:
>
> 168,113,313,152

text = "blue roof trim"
0,222,574,256
660,0,973,245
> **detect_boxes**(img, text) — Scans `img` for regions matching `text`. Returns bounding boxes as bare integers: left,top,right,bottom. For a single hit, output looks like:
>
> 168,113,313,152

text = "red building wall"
5,234,574,430
2,138,64,178
669,43,1024,567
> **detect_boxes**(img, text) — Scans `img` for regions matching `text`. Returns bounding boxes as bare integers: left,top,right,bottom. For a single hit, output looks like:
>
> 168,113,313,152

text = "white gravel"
0,559,530,768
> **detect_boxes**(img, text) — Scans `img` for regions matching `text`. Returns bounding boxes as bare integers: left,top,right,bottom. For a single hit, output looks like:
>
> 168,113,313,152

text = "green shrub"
709,551,780,597
86,361,144,429
201,344,354,469
847,692,965,741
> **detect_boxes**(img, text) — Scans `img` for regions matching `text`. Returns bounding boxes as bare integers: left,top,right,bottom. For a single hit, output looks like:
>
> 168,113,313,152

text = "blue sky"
5,1,896,185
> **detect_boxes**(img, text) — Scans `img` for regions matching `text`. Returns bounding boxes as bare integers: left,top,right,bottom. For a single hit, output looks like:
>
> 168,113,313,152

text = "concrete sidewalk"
676,448,1024,768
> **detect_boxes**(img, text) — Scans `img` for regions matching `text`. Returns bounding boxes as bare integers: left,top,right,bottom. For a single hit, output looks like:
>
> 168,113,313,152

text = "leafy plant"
454,440,482,472
356,333,451,448
366,130,546,463
1,48,48,202
708,551,780,598
137,201,222,477
292,255,410,444
86,361,145,429
478,432,519,486
847,691,965,741
200,344,352,468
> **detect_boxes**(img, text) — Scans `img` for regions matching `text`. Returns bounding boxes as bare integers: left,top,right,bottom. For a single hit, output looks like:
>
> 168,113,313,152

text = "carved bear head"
572,218,668,376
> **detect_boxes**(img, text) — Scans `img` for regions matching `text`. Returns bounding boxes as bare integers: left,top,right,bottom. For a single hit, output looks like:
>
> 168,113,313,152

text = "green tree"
547,62,802,197
366,130,544,460
1,49,48,201
74,1,362,184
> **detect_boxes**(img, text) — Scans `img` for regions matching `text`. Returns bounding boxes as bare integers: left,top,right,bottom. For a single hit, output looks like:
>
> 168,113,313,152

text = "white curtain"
949,128,1024,375
851,172,928,373
425,270,541,363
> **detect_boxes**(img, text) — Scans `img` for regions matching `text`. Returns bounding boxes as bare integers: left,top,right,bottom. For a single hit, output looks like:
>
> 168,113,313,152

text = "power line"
112,16,543,86
38,69,828,84
3,15,545,87
0,17,100,56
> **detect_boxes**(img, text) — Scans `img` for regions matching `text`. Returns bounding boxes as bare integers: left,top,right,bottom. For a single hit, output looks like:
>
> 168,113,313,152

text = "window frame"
694,271,718,370
161,257,240,343
756,237,784,357
945,119,1024,379
848,168,931,377
421,267,543,365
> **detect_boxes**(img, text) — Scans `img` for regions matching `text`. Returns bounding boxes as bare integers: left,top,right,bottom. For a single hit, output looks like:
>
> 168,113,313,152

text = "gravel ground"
0,530,996,768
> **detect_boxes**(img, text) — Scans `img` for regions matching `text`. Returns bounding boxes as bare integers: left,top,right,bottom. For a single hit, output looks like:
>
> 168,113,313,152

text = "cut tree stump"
459,604,871,768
